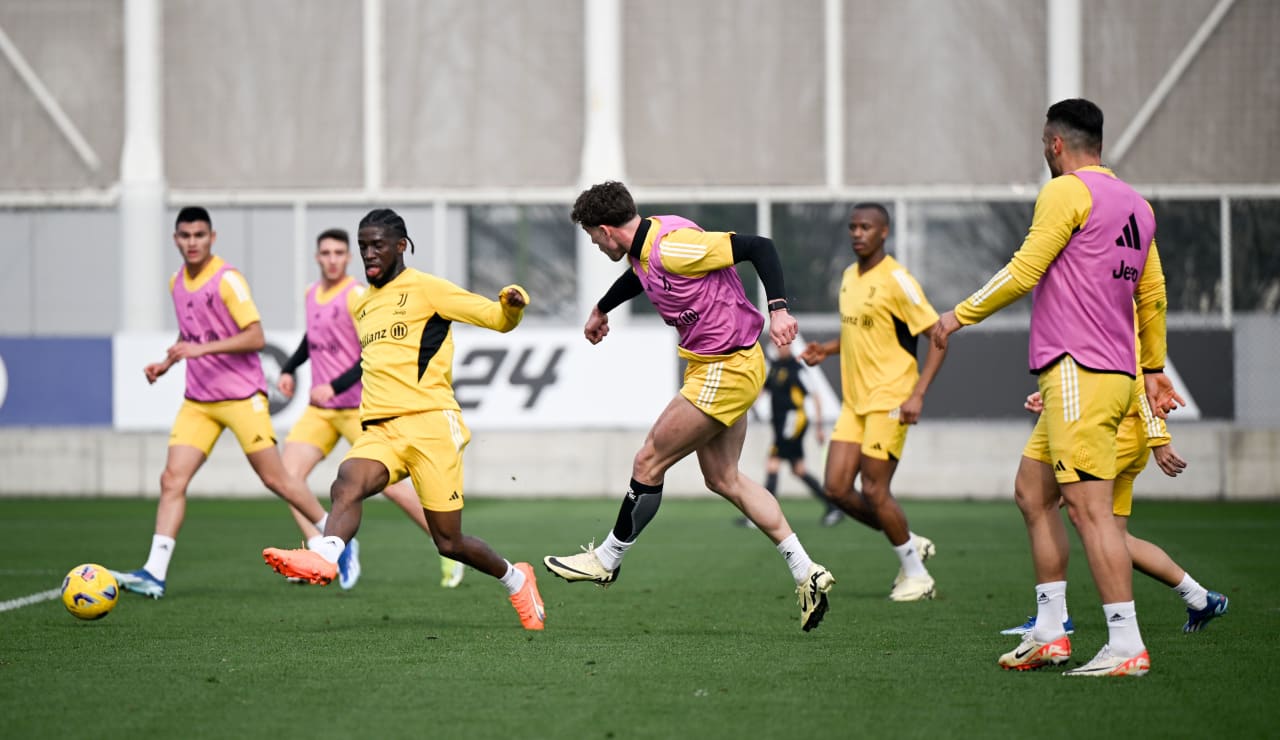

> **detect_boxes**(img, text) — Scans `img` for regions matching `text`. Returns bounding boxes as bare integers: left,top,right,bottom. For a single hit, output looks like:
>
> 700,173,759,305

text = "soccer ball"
61,564,119,621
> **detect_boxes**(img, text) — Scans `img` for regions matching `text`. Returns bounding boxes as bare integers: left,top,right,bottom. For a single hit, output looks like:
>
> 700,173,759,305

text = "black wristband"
1142,368,1164,374
767,299,788,313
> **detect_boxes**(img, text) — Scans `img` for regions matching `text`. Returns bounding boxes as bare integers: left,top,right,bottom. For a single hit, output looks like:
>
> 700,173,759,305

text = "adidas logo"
449,492,460,501
1054,460,1067,472
1037,592,1049,604
1114,213,1141,250
1108,612,1125,623
871,443,882,451
253,434,264,443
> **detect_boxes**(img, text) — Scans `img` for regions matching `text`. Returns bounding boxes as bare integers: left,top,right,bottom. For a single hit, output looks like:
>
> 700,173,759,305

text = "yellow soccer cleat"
891,534,937,589
440,557,465,588
889,574,936,602
797,564,835,632
543,544,619,588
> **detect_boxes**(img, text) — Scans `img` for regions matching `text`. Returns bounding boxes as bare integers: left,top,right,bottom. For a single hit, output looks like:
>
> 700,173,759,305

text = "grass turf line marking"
0,588,61,613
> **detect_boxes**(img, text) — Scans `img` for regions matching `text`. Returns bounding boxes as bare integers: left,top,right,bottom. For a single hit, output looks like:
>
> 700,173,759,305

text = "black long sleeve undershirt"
280,335,309,375
597,269,644,313
278,333,362,396
729,234,786,303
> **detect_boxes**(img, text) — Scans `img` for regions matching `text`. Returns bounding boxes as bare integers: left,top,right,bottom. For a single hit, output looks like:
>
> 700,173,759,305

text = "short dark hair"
358,208,415,253
175,206,211,229
1046,98,1103,154
316,228,349,246
571,181,638,227
851,202,891,227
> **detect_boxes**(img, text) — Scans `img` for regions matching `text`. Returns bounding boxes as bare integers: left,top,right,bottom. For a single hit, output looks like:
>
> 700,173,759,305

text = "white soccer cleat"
1063,644,1151,677
543,544,619,588
440,557,465,589
998,634,1072,671
888,573,936,602
892,534,936,588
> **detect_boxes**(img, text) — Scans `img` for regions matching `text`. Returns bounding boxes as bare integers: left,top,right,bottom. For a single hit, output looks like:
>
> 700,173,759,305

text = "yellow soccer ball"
61,564,119,621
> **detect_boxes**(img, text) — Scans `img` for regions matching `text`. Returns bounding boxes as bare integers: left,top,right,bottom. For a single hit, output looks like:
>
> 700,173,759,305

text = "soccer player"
932,98,1185,677
735,340,840,528
111,206,331,599
262,209,545,631
543,181,836,632
276,228,465,590
1001,356,1227,638
800,203,946,602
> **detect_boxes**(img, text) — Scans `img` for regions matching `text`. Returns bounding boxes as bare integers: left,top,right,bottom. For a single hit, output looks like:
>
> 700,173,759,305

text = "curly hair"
570,181,638,227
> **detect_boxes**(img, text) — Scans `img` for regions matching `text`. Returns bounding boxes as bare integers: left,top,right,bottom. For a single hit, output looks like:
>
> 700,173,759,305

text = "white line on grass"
0,589,61,613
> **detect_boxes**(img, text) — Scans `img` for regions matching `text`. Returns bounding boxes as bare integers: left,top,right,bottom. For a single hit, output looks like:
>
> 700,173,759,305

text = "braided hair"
358,208,416,253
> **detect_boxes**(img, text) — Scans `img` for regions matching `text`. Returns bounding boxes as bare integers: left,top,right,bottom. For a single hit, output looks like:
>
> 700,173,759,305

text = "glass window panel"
768,202,900,315
1230,198,1280,313
1148,200,1221,315
466,205,576,320
914,201,1035,317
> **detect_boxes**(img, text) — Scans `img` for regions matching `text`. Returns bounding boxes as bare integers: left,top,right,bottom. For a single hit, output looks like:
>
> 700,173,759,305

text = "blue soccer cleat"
337,538,361,590
1183,591,1228,633
999,615,1075,636
110,568,166,599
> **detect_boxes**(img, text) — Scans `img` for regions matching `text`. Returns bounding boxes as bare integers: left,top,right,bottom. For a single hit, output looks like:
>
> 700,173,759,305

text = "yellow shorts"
679,343,765,426
1036,355,1132,484
169,393,276,456
830,406,908,461
285,406,361,456
1111,414,1151,517
345,409,471,512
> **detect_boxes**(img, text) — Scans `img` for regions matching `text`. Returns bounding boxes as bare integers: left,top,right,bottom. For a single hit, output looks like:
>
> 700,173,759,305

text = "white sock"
1103,601,1145,656
776,534,814,585
142,534,176,581
1030,581,1068,642
893,538,927,578
312,535,344,563
315,513,329,533
306,535,326,551
1173,573,1209,610
499,561,525,595
594,532,630,571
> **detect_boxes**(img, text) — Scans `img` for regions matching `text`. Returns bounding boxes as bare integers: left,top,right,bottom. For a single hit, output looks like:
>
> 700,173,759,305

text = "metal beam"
0,21,101,172
363,0,384,194
1109,0,1236,166
824,0,844,189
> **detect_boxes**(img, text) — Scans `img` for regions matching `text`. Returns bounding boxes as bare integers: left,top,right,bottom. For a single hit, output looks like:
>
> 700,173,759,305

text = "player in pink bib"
543,181,836,632
111,207,330,600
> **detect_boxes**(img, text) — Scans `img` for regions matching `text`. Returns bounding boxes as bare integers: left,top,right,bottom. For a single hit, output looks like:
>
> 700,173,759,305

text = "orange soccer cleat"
263,547,337,586
508,562,546,631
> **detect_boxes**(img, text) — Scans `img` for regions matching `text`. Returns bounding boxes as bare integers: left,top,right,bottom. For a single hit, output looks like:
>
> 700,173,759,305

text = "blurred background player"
1001,349,1227,640
276,227,465,590
933,98,1184,677
263,209,544,630
112,206,331,599
543,180,835,632
801,203,946,602
735,340,839,528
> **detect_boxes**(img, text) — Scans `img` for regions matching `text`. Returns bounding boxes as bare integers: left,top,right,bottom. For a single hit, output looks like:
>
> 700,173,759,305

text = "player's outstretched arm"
432,275,529,332
800,339,837,366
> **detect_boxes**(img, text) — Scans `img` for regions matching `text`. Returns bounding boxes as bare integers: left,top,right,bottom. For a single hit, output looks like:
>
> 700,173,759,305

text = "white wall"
2,422,1274,500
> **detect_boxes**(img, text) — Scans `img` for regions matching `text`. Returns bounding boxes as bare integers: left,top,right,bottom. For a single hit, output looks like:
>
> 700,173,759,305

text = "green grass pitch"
1,496,1275,739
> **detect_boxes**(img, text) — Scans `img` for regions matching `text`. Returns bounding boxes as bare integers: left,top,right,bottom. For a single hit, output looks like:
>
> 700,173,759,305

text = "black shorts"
770,435,805,462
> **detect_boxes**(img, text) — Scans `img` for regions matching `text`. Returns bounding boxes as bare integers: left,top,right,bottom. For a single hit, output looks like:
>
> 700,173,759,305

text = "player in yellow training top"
263,208,546,631
801,203,947,601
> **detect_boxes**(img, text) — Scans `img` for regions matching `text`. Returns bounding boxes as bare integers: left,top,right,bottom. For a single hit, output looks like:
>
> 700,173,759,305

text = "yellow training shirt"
351,268,527,420
838,255,939,414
